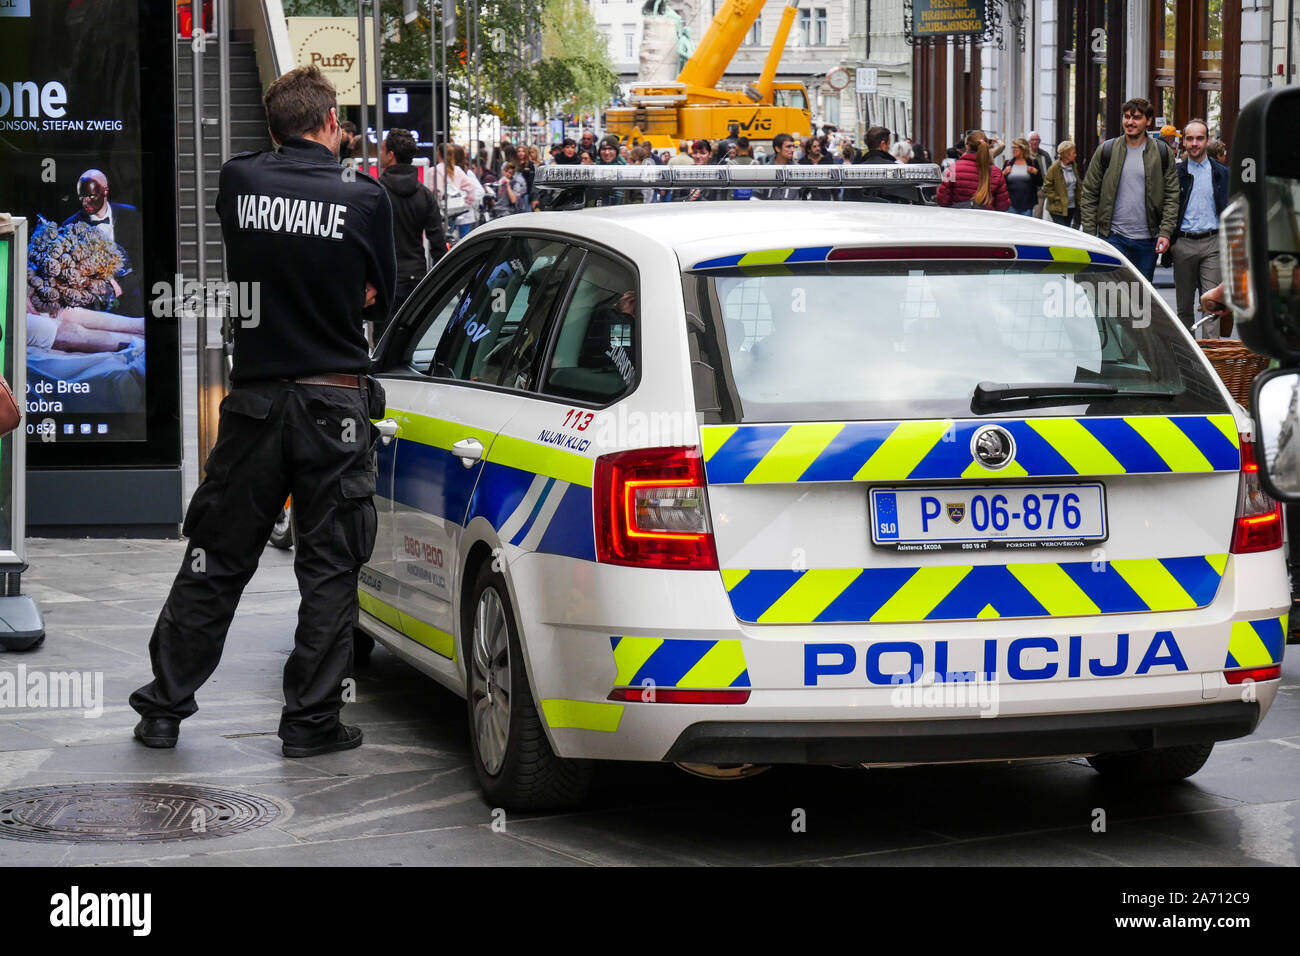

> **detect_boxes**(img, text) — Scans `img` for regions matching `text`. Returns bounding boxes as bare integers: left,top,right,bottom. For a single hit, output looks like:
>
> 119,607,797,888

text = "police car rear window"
683,262,1228,423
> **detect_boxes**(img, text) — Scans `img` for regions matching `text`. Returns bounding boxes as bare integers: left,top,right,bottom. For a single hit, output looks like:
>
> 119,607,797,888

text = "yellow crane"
605,0,811,149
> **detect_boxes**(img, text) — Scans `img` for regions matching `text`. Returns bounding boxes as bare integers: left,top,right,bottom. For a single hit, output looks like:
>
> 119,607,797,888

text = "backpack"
1099,136,1171,174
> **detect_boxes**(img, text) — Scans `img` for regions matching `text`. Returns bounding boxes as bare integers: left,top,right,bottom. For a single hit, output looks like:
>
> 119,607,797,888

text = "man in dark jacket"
379,127,444,325
798,135,836,201
855,126,921,204
129,65,396,758
1172,118,1230,333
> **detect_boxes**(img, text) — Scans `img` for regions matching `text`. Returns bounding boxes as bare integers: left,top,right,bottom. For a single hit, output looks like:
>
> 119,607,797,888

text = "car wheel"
268,499,294,550
1086,743,1214,781
464,561,592,811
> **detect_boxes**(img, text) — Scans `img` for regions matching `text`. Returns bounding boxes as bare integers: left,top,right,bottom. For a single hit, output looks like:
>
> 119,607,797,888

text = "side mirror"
1230,86,1300,499
1227,86,1300,360
1252,369,1300,500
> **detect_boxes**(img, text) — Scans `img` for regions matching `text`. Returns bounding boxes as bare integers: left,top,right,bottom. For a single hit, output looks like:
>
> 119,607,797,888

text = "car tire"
1086,743,1214,781
354,628,375,667
463,561,592,812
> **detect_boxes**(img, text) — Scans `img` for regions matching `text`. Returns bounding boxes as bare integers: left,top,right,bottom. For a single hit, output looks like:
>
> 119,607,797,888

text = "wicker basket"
1198,339,1270,409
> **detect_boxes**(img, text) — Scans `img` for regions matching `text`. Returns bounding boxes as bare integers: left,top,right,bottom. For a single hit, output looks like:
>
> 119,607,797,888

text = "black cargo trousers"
129,379,378,747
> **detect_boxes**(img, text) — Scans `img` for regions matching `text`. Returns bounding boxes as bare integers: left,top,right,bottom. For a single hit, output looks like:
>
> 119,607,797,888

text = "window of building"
1146,0,1238,142
744,15,762,45
1055,0,1121,162
824,92,840,127
1154,0,1177,123
814,8,827,45
625,29,635,59
798,8,811,46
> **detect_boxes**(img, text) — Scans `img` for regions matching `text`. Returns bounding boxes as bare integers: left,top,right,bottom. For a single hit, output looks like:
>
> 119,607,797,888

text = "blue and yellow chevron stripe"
722,554,1228,624
380,407,597,561
691,244,1123,270
610,636,750,688
700,416,1239,484
1225,616,1287,669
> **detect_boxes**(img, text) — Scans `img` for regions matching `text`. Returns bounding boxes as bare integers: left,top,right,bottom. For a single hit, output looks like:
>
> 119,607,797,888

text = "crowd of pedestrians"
385,105,1231,337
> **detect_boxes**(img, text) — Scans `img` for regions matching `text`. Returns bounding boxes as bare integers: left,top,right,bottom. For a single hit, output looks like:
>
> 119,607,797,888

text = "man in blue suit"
1172,120,1230,335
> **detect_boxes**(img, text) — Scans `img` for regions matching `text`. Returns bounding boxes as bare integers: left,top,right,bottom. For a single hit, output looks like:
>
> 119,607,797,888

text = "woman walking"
935,130,1011,211
518,145,538,211
1002,137,1043,216
1043,140,1082,228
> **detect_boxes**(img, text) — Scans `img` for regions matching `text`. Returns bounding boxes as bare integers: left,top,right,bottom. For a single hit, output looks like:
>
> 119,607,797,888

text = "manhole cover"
0,783,282,844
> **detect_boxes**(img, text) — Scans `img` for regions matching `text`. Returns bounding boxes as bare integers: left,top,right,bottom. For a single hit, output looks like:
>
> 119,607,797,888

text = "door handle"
452,437,483,467
375,419,399,445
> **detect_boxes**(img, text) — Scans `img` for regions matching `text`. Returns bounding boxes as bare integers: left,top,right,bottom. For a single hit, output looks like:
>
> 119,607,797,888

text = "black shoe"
282,724,363,758
133,717,180,749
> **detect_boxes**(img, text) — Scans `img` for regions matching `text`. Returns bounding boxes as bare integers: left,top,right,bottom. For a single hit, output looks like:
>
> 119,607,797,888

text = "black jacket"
215,138,396,383
1175,157,1230,239
798,153,836,201
379,163,444,282
855,148,921,204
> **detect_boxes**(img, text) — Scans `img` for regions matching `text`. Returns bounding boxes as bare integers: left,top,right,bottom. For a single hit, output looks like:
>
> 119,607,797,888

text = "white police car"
359,164,1288,810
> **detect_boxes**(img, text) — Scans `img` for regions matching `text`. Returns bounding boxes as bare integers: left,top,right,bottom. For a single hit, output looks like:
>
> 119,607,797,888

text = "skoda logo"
971,425,1016,469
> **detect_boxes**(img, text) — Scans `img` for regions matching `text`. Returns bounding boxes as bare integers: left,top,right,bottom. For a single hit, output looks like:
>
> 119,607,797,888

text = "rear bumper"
663,700,1262,765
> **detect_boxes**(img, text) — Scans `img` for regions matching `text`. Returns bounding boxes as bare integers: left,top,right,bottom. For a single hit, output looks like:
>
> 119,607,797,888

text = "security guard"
129,65,396,757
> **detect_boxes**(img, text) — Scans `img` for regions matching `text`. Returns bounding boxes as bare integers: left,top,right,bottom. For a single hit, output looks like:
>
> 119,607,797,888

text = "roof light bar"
534,162,943,191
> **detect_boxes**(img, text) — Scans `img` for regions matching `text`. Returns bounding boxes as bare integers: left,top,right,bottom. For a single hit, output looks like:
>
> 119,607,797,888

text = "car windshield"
684,261,1228,422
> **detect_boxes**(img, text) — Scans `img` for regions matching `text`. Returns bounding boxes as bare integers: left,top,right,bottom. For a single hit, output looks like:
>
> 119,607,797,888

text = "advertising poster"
0,0,148,443
0,232,13,550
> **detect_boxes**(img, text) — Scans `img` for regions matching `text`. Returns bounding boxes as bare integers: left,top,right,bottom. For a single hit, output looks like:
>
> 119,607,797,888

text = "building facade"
595,0,884,142
847,0,915,142
592,0,649,78
595,0,1295,154
917,0,1298,164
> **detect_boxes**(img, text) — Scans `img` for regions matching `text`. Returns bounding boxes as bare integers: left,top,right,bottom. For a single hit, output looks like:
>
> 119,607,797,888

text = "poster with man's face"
0,0,147,442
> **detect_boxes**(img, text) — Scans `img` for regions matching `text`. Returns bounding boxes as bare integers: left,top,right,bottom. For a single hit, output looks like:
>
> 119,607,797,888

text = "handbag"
0,376,22,437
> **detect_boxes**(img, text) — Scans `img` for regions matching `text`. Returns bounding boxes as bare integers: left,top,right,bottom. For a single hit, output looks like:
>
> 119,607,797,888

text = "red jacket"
936,153,1011,211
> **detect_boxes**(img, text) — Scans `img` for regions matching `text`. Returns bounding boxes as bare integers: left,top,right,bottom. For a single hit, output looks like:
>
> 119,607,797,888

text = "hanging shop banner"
911,0,987,38
286,17,378,107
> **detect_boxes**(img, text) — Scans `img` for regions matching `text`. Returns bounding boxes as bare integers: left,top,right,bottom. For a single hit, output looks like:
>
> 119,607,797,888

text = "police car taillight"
1224,665,1282,684
594,447,718,570
606,688,750,704
1230,434,1282,553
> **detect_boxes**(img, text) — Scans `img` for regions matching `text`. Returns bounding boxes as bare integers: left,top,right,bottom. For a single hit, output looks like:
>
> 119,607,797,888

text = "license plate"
871,484,1107,550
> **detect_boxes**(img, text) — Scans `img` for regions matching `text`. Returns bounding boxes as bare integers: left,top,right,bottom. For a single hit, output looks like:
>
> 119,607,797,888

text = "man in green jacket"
1080,97,1180,281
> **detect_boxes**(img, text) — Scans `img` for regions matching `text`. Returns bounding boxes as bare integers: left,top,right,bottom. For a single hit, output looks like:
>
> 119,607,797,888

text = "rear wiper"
972,381,1176,405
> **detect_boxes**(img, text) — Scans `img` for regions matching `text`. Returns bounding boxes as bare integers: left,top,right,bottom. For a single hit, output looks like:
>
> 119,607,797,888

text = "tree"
518,58,576,120
280,0,613,125
536,0,618,118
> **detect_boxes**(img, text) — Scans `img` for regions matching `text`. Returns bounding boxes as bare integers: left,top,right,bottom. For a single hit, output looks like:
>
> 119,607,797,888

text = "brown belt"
292,373,363,389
